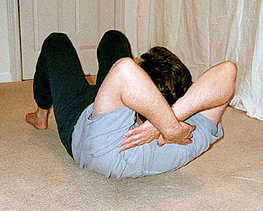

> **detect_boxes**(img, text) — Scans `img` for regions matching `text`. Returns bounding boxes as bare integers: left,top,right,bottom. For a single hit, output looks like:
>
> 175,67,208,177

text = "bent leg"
28,31,134,156
32,30,133,119
28,33,95,156
172,61,237,124
33,33,92,110
96,30,133,86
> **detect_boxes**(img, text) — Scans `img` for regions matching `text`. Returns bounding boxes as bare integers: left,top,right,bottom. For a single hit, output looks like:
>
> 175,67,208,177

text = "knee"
102,30,124,40
100,30,127,47
43,33,70,47
46,32,68,40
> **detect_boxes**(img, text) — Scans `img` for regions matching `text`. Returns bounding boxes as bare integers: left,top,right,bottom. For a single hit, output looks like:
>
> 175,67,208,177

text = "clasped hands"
118,120,196,151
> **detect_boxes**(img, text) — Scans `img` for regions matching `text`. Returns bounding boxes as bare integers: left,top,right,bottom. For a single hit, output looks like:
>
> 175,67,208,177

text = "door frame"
7,0,127,81
7,0,21,81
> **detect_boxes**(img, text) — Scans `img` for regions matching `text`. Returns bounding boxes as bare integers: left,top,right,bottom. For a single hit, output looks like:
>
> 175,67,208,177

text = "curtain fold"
231,0,263,120
137,0,263,120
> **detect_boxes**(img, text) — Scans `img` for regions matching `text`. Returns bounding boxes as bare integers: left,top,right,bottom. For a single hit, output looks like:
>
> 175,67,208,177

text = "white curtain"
136,0,263,121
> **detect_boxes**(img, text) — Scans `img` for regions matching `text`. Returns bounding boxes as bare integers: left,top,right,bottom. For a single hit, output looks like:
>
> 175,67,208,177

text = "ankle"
36,107,49,119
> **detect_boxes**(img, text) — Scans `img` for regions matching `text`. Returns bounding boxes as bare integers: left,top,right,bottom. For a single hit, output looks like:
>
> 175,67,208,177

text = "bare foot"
26,107,49,129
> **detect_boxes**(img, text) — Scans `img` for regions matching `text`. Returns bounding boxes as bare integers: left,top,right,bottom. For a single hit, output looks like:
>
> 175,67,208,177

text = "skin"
26,107,50,130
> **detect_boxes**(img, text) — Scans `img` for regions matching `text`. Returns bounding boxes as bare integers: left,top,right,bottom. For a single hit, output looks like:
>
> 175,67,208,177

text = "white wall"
124,0,138,57
0,0,11,83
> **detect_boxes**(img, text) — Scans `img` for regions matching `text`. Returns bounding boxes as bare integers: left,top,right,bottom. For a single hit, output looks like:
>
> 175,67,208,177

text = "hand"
118,120,160,151
157,122,196,146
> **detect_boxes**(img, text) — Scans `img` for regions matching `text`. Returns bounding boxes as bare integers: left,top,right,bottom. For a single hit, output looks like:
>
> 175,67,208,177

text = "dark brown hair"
139,46,192,121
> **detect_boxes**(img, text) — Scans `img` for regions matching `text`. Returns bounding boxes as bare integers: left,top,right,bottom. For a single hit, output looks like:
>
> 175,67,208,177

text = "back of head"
138,46,192,121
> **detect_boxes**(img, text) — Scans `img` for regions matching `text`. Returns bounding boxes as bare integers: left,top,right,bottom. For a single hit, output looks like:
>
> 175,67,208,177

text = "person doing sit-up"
26,30,237,179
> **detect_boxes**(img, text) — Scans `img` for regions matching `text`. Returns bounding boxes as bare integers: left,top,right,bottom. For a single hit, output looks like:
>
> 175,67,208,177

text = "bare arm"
171,61,237,124
120,61,237,150
92,58,195,150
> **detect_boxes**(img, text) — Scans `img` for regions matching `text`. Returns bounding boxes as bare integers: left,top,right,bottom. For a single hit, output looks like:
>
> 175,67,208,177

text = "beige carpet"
1,80,263,210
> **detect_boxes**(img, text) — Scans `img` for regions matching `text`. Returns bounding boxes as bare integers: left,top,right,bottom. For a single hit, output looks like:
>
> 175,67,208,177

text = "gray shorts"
72,104,223,179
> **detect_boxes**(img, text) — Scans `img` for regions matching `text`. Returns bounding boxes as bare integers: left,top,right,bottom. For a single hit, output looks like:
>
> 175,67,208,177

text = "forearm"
171,61,236,121
140,100,182,141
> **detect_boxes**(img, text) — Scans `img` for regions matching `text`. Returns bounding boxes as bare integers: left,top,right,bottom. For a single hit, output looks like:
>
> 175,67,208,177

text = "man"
26,30,237,179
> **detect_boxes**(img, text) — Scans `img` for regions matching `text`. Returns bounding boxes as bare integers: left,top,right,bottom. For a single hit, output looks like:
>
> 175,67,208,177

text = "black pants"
33,30,133,157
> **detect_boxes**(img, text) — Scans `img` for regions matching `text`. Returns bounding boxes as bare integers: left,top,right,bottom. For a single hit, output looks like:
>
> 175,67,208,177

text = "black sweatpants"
33,30,133,157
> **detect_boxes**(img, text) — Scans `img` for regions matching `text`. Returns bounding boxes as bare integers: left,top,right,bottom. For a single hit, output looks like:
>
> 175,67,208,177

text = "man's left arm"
119,119,195,151
119,120,160,151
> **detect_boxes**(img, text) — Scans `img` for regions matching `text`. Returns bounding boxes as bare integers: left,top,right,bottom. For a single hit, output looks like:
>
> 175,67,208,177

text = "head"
138,46,192,121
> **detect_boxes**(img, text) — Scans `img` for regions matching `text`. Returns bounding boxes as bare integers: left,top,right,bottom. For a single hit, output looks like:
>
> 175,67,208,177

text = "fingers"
119,131,149,149
183,138,193,145
181,121,196,131
119,135,153,151
119,139,145,151
118,135,139,147
119,132,157,151
181,122,196,141
157,138,193,147
122,127,140,138
120,121,160,151
157,137,192,146
191,125,196,132
119,127,142,147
